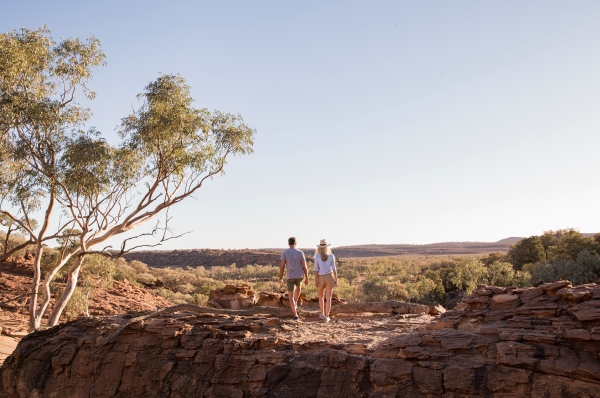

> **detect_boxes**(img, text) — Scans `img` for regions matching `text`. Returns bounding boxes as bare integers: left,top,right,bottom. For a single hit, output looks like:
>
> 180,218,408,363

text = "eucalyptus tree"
1,27,255,329
0,26,105,329
48,74,254,326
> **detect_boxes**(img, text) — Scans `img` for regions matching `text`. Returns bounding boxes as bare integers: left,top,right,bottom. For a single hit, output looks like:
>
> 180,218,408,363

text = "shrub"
190,277,225,296
334,278,360,302
361,277,409,302
80,255,116,290
177,283,196,294
136,272,158,286
443,258,486,295
63,287,89,320
193,293,209,306
128,260,150,274
40,249,71,281
254,281,280,293
154,288,195,305
525,250,600,285
486,261,516,286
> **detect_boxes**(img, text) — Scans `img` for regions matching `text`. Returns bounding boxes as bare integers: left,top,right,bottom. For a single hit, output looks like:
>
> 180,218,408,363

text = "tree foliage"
508,236,546,270
509,228,600,272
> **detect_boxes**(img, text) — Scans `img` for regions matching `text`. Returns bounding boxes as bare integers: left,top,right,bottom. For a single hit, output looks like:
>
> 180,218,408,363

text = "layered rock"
1,282,599,397
210,284,257,309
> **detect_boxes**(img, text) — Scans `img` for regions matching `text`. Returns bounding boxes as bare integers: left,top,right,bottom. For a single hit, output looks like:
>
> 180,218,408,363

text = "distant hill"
494,237,524,245
122,238,525,269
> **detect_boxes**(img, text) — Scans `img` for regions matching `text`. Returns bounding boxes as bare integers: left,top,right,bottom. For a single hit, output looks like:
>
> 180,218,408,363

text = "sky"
2,1,600,250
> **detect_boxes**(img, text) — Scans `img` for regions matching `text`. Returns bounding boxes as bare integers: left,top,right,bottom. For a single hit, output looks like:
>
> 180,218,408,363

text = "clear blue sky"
3,1,600,249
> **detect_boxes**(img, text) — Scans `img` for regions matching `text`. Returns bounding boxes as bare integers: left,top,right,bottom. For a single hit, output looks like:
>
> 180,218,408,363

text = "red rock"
539,280,572,293
370,359,412,386
3,277,600,397
495,341,539,367
564,329,591,340
557,285,594,301
485,366,532,395
443,363,485,394
488,286,507,294
413,367,444,394
490,294,520,310
531,374,600,398
516,297,559,317
569,300,600,322
517,286,544,303
210,284,257,309
464,296,489,308
429,305,446,315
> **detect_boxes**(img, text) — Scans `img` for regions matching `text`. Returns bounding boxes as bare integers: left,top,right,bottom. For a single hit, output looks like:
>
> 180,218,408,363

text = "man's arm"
279,259,286,286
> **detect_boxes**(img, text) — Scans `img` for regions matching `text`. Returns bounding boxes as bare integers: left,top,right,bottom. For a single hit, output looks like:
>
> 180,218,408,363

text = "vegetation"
509,229,600,285
2,228,599,320
123,230,600,308
118,229,597,309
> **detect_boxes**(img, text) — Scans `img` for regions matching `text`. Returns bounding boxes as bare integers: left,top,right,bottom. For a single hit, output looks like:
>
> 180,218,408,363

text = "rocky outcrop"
210,284,258,309
211,286,355,312
2,281,600,397
89,279,171,315
0,260,171,341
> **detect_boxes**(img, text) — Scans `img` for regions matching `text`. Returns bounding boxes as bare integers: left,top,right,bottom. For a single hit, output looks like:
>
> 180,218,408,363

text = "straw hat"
317,239,331,247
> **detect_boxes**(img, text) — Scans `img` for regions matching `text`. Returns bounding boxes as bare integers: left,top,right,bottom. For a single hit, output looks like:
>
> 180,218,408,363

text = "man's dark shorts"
287,278,303,292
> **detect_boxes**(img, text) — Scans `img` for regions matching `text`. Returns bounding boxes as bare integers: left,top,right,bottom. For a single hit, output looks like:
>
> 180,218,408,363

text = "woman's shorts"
317,273,335,290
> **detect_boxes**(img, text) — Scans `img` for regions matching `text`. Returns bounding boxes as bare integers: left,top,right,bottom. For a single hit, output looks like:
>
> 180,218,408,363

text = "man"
279,236,308,321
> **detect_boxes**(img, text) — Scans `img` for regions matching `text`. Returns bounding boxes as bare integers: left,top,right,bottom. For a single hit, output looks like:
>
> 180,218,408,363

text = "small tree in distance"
0,27,255,329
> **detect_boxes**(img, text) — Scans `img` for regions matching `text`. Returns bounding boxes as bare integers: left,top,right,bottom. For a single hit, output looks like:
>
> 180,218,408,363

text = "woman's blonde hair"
315,246,331,262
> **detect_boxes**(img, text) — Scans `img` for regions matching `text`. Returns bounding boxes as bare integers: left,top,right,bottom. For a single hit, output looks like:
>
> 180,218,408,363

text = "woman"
313,239,337,322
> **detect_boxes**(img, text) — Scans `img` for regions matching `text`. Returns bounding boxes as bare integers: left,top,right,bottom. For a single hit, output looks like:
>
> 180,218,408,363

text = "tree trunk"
3,228,11,255
29,244,45,331
38,252,77,327
48,255,84,327
28,192,56,330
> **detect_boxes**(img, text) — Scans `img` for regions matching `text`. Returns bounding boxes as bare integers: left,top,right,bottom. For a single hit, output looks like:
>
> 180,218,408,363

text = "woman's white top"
314,254,336,275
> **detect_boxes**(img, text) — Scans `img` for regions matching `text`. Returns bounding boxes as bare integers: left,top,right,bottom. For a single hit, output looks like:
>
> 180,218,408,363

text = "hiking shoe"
293,316,299,321
319,313,326,320
325,317,330,323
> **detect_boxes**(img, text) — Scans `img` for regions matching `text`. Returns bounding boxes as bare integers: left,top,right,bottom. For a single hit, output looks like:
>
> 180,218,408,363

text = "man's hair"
288,237,296,246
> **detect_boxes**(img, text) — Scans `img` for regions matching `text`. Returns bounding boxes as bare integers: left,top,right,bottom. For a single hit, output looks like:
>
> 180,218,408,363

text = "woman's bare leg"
318,287,325,316
325,286,333,319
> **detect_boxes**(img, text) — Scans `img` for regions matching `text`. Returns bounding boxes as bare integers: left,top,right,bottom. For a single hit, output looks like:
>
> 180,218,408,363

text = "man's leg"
293,285,302,307
286,279,298,317
287,292,298,317
287,290,298,318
